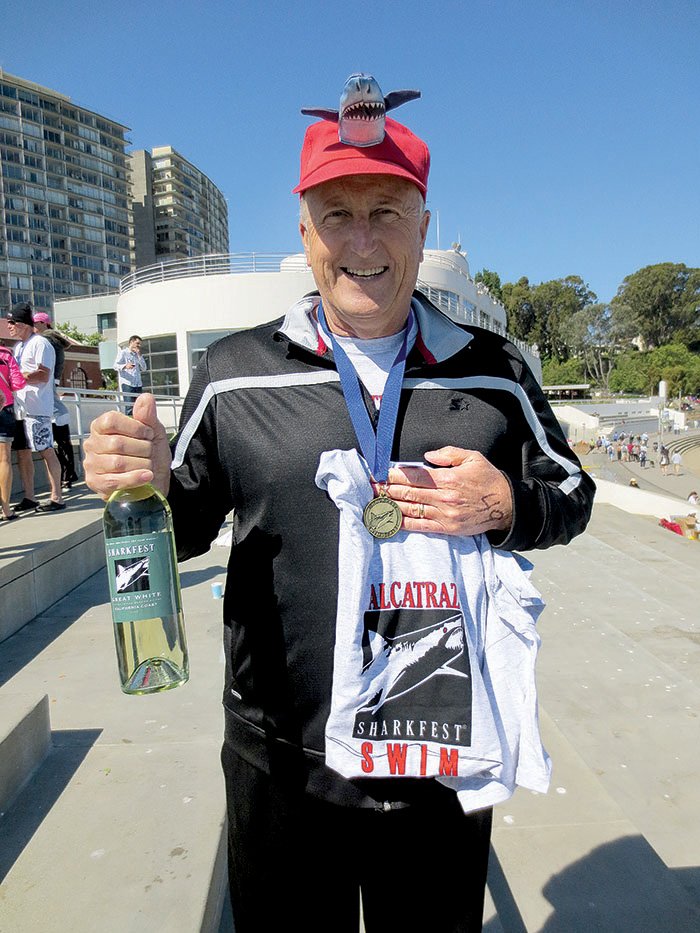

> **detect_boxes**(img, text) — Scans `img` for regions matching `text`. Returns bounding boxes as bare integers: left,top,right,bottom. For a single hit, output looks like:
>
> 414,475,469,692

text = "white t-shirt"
14,333,55,417
316,447,552,814
319,316,418,409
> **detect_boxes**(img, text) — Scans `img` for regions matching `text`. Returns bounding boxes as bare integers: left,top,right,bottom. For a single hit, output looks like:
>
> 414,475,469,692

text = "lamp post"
659,380,667,450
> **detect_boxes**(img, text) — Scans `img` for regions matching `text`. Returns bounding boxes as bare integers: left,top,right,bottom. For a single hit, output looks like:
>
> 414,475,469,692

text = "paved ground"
579,431,700,505
1,445,699,931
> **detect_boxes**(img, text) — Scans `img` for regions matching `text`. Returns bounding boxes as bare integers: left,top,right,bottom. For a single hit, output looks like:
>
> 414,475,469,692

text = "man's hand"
22,364,50,385
382,446,513,536
84,393,172,500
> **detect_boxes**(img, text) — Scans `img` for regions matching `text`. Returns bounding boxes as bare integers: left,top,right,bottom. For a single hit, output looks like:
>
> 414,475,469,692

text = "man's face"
8,320,32,342
129,339,142,353
299,175,430,339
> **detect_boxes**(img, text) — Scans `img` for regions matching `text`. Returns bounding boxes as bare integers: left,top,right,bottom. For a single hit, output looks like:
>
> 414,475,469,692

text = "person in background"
114,335,147,416
33,313,79,489
0,343,26,521
688,491,698,506
7,303,65,512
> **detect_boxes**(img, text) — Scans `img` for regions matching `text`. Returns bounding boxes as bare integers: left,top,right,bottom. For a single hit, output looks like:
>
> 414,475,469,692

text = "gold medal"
363,489,403,539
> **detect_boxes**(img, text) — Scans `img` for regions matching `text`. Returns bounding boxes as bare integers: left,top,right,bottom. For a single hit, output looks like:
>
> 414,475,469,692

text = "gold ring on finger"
418,502,425,519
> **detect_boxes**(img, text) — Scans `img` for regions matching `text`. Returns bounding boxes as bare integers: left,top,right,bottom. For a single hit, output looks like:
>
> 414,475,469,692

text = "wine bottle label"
105,531,181,623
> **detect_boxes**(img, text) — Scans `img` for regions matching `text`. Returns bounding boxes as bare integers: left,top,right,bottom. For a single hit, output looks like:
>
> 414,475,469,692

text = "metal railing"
119,251,538,360
120,253,304,292
416,277,537,358
58,387,184,452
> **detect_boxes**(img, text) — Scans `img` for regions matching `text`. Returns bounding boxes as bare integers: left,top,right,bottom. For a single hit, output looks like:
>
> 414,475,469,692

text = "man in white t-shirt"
7,303,65,512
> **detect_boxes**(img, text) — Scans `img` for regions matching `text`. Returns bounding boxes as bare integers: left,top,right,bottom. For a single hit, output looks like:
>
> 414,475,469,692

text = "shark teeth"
344,267,387,277
342,101,386,121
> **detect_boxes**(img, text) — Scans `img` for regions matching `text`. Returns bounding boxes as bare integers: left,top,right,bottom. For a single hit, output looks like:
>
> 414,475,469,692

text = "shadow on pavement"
0,728,102,883
0,570,108,687
538,837,700,931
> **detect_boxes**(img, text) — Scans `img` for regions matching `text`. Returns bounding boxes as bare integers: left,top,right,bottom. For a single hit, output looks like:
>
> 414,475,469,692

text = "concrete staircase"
0,497,232,932
1,499,699,931
484,505,700,930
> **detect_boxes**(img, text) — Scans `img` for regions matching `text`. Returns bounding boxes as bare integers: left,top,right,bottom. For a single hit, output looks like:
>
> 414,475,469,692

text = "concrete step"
0,485,106,643
0,693,51,814
489,711,700,931
505,503,700,926
0,542,232,932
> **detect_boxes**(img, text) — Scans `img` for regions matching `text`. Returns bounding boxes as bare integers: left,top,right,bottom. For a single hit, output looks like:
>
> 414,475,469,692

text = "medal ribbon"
318,302,413,485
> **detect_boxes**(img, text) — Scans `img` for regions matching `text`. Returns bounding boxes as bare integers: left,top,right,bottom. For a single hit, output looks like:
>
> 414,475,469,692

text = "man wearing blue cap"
85,78,594,931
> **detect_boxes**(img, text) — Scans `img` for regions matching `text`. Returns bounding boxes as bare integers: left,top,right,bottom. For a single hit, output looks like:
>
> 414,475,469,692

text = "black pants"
52,423,77,483
222,744,492,933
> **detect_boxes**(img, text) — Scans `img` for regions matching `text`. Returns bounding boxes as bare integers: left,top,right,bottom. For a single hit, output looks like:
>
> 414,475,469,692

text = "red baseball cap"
293,117,430,197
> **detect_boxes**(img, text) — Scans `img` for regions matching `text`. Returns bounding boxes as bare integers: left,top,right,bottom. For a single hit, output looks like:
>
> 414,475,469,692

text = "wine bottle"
103,483,189,695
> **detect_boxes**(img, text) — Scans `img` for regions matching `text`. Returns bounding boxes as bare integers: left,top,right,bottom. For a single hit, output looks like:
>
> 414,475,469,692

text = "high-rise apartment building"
0,70,132,313
130,147,228,266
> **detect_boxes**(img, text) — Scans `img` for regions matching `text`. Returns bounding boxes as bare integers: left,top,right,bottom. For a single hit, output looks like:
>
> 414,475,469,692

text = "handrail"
416,278,537,358
118,251,539,359
120,253,303,292
57,387,185,453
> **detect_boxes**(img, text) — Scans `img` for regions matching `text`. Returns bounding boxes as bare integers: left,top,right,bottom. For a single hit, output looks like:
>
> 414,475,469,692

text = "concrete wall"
54,293,119,337
117,269,317,394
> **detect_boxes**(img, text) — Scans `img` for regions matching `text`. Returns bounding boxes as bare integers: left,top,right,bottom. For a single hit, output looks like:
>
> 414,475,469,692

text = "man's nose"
348,217,377,256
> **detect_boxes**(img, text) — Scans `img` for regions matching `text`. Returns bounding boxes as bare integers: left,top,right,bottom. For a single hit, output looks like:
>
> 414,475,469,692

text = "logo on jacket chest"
449,396,470,411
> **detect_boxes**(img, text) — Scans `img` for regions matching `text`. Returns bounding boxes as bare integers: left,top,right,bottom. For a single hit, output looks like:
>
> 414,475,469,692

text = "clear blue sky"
3,0,698,301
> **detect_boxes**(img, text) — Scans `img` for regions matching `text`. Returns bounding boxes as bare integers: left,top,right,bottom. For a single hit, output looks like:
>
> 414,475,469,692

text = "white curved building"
116,247,540,397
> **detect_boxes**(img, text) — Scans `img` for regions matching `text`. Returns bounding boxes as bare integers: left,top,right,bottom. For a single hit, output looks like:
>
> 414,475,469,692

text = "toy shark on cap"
301,73,420,147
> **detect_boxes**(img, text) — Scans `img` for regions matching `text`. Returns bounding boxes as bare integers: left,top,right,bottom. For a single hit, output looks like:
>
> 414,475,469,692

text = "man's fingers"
89,469,156,500
424,446,477,468
91,408,154,441
386,464,438,488
132,393,164,434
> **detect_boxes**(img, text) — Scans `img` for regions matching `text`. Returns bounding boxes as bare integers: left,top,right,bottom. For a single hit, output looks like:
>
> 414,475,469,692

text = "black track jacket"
168,292,595,805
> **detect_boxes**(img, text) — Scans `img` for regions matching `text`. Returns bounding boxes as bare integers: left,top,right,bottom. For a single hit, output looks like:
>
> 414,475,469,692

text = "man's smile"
342,266,388,279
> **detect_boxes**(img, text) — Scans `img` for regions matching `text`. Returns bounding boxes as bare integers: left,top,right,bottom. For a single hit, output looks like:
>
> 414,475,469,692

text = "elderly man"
85,88,594,932
7,303,65,512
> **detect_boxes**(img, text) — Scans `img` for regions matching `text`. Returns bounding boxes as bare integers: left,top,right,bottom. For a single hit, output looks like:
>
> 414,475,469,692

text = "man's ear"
299,221,312,266
419,209,431,262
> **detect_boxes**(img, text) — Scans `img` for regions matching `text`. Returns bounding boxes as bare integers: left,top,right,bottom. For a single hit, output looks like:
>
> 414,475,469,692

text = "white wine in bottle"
103,483,189,694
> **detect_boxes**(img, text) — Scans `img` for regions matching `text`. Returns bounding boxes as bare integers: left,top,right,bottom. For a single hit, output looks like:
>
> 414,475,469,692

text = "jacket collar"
278,290,473,364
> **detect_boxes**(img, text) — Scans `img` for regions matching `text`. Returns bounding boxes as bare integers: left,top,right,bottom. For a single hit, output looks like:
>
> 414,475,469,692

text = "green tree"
501,277,535,342
501,276,597,361
530,276,597,362
610,263,700,349
474,269,503,302
565,303,619,391
541,357,586,385
645,344,700,396
608,349,650,394
56,320,104,346
607,344,700,396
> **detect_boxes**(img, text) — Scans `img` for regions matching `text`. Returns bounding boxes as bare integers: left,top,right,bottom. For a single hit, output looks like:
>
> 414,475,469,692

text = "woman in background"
0,345,27,521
